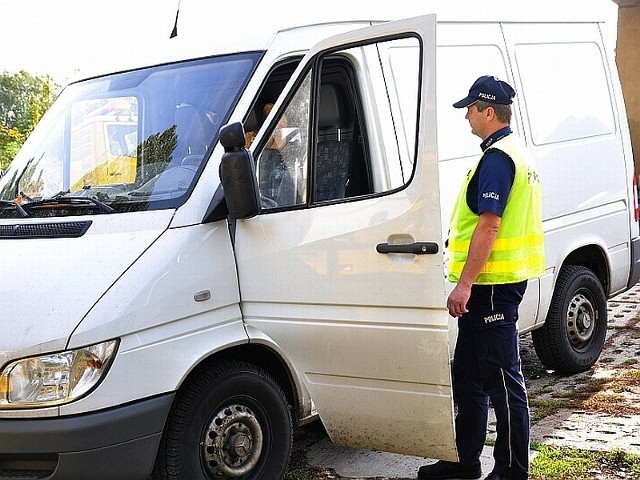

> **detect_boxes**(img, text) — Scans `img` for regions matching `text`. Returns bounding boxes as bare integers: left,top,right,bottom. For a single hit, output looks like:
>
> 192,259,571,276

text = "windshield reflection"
0,53,260,218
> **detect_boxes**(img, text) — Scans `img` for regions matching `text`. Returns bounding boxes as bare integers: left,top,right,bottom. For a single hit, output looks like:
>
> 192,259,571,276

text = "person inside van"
418,76,544,480
244,102,286,148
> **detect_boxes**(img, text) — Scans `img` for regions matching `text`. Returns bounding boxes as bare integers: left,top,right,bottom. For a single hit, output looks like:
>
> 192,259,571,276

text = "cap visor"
453,96,475,108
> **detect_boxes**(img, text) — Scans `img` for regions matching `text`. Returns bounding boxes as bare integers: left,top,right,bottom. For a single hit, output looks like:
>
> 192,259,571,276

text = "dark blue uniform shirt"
465,127,527,312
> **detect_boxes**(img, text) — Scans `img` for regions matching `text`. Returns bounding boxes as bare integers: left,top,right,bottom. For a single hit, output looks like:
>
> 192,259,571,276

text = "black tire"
152,361,292,480
532,265,608,374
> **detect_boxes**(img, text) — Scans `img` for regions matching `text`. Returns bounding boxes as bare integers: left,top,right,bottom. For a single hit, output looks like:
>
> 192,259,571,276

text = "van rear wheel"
532,265,607,374
152,360,293,480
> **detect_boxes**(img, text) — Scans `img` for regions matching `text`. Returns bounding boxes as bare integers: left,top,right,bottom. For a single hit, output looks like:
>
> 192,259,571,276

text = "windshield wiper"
23,195,115,214
0,200,29,217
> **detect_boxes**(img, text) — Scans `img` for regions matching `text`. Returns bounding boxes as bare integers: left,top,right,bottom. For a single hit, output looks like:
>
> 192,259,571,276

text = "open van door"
232,15,457,460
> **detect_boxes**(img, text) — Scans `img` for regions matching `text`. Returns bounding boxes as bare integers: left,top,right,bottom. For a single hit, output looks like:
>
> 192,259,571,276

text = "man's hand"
448,211,501,317
447,282,472,317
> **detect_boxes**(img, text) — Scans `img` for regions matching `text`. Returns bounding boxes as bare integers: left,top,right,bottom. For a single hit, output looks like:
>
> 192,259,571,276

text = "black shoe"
418,460,482,479
483,472,512,480
483,473,502,480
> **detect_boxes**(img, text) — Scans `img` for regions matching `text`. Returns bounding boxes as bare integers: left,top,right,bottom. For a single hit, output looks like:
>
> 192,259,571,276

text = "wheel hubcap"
202,404,263,478
566,292,596,347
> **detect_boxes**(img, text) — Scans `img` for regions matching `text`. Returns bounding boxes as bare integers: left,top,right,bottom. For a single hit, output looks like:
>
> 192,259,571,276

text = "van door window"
256,73,311,207
314,62,368,202
244,60,302,149
255,37,421,210
374,37,421,188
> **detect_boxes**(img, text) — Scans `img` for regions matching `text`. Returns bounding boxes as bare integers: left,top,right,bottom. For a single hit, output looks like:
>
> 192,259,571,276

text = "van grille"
0,221,91,239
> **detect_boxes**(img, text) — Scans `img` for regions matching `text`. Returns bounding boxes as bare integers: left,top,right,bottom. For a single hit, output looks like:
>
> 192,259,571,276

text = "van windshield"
0,53,260,217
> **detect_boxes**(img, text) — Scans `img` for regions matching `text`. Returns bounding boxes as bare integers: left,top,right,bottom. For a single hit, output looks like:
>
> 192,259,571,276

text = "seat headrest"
318,84,346,130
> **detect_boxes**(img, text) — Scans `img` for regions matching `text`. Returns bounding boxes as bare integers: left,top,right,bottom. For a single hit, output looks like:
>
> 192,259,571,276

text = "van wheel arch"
532,264,608,374
562,245,610,293
177,344,300,421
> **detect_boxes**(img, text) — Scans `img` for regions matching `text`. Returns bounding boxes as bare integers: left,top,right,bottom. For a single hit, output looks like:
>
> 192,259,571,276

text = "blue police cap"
453,75,516,108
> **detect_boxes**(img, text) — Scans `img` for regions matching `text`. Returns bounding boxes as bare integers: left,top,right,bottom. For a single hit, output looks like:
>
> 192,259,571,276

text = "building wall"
616,5,640,171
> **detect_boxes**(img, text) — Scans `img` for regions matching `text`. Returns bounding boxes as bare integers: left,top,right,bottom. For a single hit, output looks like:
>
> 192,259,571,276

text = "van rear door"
232,15,457,459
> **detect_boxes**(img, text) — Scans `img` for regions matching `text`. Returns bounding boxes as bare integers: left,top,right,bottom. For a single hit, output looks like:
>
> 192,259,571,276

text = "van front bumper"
0,393,174,480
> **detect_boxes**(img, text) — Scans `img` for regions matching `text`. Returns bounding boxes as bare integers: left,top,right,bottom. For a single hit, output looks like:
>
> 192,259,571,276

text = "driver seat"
174,103,214,159
314,83,352,202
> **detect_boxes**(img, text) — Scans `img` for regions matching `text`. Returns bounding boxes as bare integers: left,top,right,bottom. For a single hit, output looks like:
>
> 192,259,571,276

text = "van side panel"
504,23,634,302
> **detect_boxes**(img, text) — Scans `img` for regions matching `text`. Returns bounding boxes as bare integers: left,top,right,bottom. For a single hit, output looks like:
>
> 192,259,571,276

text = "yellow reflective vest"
448,134,545,284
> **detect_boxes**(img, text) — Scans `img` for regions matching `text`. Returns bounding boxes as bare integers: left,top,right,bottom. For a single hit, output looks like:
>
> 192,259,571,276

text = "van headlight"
0,340,118,408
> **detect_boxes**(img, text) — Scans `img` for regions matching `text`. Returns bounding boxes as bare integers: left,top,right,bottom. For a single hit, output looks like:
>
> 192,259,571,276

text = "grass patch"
581,392,628,415
530,444,595,478
620,369,640,380
529,369,640,421
529,398,568,421
581,376,610,393
285,466,337,480
530,444,640,479
285,469,335,480
552,389,578,399
285,471,312,480
579,370,640,415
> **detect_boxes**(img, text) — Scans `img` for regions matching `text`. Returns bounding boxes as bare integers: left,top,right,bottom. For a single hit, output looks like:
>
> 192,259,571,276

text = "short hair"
475,100,512,124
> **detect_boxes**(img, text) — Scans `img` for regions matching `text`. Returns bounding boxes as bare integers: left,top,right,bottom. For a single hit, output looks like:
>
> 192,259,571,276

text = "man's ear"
484,106,496,120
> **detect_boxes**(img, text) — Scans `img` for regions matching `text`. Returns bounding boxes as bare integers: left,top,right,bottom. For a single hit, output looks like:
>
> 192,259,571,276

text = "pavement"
307,439,496,479
302,284,640,479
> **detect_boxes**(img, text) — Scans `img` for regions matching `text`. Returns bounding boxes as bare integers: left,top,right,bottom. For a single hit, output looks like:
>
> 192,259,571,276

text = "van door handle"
376,242,439,255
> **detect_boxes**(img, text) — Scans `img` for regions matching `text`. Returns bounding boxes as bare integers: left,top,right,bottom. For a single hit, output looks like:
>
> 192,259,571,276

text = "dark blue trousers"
452,307,530,480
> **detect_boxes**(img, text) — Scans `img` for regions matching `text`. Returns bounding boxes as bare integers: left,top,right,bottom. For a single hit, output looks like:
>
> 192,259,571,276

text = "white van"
0,8,637,480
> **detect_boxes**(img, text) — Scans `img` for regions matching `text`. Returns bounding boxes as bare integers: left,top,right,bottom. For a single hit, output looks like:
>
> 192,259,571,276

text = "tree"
0,70,60,170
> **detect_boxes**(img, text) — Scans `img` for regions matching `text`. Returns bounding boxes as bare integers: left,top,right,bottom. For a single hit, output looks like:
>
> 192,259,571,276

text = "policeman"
418,76,545,480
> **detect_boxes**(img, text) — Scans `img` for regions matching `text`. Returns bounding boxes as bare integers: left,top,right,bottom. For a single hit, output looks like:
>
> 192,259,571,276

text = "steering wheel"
180,155,204,169
260,195,278,208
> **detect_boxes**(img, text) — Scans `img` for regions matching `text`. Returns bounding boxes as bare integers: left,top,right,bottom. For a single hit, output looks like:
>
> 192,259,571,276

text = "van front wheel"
152,361,293,480
532,265,607,374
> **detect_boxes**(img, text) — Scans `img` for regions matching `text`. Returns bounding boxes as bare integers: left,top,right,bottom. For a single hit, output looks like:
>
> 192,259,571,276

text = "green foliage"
284,470,313,480
529,398,568,421
0,70,60,171
530,444,640,479
137,124,178,167
530,444,596,478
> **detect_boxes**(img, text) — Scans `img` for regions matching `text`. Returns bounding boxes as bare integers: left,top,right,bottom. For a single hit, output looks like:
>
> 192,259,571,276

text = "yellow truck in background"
69,100,138,191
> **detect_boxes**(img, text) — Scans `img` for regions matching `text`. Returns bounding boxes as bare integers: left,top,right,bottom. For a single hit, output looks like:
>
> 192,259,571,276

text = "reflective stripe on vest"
448,134,545,284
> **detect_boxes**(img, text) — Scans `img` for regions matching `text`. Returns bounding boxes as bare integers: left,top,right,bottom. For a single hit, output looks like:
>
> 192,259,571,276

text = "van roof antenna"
170,0,181,38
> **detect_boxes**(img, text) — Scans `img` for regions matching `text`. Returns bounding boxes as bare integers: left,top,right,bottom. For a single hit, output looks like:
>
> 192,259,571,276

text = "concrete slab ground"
307,440,496,479
303,284,640,479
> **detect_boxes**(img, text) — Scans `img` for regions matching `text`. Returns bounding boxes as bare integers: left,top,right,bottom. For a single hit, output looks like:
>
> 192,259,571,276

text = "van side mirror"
218,122,261,219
